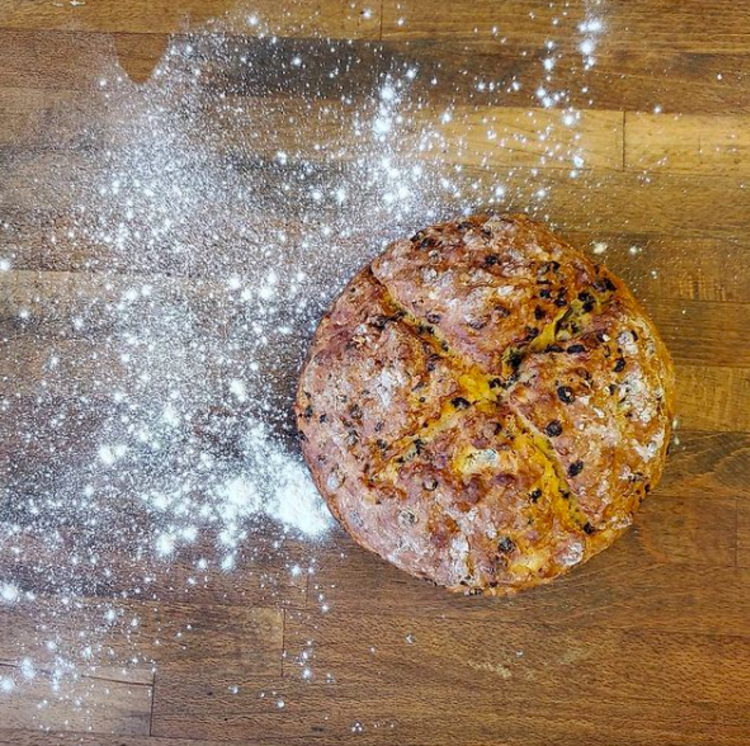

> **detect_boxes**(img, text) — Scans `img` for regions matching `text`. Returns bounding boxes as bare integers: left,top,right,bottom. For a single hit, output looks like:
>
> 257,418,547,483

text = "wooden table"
1,1,749,744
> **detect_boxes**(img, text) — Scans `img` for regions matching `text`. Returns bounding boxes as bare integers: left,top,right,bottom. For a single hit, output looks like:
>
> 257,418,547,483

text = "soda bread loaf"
296,214,675,595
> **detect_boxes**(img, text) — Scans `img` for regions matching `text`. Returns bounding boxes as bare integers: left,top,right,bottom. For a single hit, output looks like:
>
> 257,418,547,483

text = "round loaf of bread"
296,214,675,595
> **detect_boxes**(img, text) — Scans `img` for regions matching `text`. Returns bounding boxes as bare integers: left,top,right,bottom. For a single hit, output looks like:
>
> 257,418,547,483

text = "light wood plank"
411,106,623,171
494,168,750,238
626,113,750,174
677,365,750,433
0,0,381,38
208,100,625,170
0,89,81,148
383,0,750,53
0,87,624,172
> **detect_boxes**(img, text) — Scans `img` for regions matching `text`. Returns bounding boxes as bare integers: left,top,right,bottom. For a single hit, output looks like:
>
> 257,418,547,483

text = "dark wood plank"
151,668,750,745
0,663,152,735
0,599,283,675
283,610,750,704
633,495,736,567
5,153,750,239
0,733,255,746
737,498,750,568
3,30,749,115
308,529,750,634
647,299,750,369
0,529,310,608
375,43,750,116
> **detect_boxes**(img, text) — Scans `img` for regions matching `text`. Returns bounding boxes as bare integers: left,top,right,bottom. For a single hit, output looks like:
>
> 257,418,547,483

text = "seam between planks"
281,607,287,677
149,669,156,737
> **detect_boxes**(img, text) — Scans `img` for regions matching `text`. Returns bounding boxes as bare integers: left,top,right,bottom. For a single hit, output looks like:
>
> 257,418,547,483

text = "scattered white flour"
0,583,19,604
0,1,671,728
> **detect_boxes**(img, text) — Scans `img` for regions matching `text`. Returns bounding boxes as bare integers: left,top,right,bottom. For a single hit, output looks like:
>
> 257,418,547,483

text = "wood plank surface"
381,0,750,53
0,735,252,746
0,665,153,734
626,113,750,174
0,599,284,673
1,0,749,744
1,0,381,37
151,670,750,745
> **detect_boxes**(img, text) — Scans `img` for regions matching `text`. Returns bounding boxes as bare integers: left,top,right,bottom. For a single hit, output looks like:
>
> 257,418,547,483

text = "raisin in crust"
296,214,675,596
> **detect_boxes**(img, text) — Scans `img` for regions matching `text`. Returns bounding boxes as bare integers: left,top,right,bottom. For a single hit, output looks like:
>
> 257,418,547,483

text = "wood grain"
1,29,747,114
0,734,253,746
2,154,749,243
282,612,750,702
676,366,750,433
382,0,750,53
0,599,284,674
151,669,750,746
1,0,749,744
569,232,750,304
0,664,152,735
1,0,381,38
658,430,750,500
414,106,624,170
310,539,750,635
626,113,750,174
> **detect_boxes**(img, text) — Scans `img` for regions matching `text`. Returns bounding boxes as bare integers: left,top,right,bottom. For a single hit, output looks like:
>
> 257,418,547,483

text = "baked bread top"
296,214,675,595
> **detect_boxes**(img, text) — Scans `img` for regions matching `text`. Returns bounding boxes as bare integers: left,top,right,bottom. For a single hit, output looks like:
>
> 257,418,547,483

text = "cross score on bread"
296,214,675,596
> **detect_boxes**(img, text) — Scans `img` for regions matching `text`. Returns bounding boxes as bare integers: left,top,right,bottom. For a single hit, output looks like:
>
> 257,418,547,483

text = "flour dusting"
0,3,670,730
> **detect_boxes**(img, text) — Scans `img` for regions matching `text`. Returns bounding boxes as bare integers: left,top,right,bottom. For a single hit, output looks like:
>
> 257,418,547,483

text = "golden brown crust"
371,215,600,378
295,214,676,596
507,291,675,531
297,268,460,491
